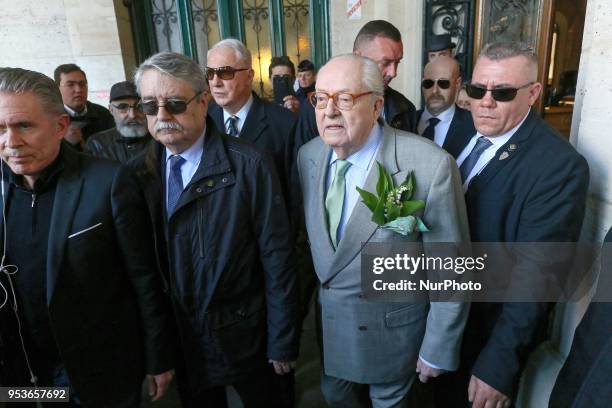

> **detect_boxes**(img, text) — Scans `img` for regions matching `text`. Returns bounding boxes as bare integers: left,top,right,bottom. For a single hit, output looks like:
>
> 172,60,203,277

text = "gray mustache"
154,121,184,132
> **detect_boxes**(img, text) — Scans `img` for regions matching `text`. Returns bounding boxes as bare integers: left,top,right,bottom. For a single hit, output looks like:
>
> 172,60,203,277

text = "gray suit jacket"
297,124,470,384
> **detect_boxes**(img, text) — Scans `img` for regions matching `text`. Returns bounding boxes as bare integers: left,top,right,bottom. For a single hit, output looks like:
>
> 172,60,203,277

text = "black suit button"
236,309,246,318
358,325,367,331
196,187,202,193
322,283,330,289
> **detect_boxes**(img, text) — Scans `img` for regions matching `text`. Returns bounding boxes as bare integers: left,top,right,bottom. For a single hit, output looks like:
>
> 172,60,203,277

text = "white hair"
320,54,384,95
207,38,252,67
133,52,208,94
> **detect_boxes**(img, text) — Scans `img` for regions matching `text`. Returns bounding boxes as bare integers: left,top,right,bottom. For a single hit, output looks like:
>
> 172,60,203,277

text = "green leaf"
400,171,415,199
400,200,425,216
375,161,389,197
385,169,395,191
356,187,379,212
372,195,386,225
387,204,401,222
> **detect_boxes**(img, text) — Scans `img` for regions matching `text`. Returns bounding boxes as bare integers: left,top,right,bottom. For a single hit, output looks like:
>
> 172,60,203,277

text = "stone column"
0,0,134,106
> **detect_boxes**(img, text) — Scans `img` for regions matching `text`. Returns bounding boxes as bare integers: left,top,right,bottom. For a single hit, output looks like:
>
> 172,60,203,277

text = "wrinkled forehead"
316,61,363,93
139,70,192,99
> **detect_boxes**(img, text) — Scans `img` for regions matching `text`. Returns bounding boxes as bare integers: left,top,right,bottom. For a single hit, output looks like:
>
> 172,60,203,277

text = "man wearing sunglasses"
206,39,297,211
434,42,589,408
86,81,152,163
416,56,475,158
130,51,298,408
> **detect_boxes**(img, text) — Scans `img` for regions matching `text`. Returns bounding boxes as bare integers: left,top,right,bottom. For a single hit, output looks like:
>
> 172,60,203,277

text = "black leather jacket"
86,127,153,164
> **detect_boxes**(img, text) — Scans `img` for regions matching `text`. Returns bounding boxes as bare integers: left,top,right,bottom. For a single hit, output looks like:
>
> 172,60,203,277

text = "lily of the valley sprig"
356,161,429,235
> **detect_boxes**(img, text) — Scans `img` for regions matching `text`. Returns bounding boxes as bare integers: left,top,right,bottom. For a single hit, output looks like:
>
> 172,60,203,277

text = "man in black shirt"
0,67,174,407
86,80,152,163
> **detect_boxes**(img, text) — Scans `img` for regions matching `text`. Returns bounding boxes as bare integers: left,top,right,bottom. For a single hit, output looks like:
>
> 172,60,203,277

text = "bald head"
421,56,462,115
424,56,460,81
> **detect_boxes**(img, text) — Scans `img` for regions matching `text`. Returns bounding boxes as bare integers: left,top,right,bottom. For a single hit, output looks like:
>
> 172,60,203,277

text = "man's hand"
282,95,300,113
269,359,296,375
468,375,511,408
416,357,445,383
147,369,175,402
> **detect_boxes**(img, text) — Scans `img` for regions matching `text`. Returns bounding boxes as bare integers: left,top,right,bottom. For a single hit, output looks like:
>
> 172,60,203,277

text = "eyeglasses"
110,102,142,113
465,82,534,102
421,79,451,90
308,91,374,110
139,92,202,116
205,66,250,81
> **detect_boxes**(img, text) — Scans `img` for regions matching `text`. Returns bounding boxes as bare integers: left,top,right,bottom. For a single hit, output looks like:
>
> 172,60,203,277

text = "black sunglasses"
421,79,451,90
205,66,249,81
139,92,202,116
110,102,142,112
465,82,534,102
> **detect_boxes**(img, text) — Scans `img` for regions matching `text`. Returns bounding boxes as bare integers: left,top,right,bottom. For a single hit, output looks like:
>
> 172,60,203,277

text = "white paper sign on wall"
347,0,365,20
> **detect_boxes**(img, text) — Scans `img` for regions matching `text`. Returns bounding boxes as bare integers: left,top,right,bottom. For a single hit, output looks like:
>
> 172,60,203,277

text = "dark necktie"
459,136,493,183
226,115,239,137
167,155,186,217
422,117,440,141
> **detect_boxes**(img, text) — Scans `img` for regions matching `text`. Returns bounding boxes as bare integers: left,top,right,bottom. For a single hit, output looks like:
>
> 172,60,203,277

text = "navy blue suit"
437,110,589,405
416,105,475,158
208,93,297,212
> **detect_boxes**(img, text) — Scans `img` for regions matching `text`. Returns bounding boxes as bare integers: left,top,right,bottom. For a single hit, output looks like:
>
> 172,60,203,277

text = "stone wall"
329,0,424,108
0,0,133,106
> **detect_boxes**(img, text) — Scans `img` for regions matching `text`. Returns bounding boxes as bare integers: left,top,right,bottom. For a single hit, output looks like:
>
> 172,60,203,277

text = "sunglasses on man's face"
205,66,249,81
465,82,534,102
110,102,142,113
138,92,202,116
421,79,451,90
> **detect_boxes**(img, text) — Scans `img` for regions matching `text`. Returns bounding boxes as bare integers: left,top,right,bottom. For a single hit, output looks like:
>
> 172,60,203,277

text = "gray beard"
117,124,148,138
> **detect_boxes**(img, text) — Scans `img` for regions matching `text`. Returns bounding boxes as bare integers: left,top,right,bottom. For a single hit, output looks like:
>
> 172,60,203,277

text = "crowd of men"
0,18,607,408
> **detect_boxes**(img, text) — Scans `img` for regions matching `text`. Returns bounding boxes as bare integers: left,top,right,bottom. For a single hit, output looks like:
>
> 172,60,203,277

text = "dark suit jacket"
416,105,475,158
462,110,589,398
549,227,612,408
208,93,297,211
129,119,298,392
0,145,173,406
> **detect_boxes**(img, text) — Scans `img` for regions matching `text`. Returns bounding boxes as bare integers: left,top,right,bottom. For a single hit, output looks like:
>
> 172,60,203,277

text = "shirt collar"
329,123,383,172
165,127,206,167
422,104,455,124
223,94,254,127
64,103,88,117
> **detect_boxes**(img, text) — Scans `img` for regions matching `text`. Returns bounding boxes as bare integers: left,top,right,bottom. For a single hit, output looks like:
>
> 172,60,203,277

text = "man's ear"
55,114,70,140
528,82,543,106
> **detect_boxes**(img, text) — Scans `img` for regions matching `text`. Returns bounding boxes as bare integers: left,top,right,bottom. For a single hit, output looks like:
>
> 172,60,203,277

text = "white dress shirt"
456,111,530,191
64,103,87,117
326,124,383,243
164,131,205,208
417,104,455,148
222,94,254,136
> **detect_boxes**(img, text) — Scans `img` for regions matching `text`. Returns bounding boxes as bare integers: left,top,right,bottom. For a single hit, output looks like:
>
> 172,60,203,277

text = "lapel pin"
509,144,517,151
499,151,510,160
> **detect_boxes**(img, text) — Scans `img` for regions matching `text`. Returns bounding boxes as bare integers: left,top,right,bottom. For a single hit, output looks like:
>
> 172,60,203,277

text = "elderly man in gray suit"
297,54,470,408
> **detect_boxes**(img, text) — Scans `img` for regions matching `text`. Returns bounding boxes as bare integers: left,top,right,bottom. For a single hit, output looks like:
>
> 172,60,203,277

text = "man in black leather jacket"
87,80,152,163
